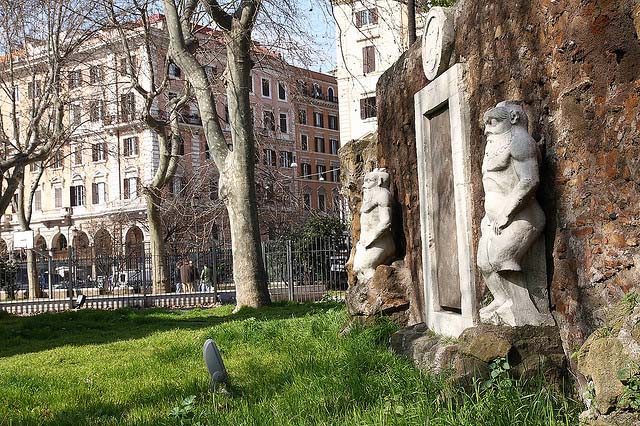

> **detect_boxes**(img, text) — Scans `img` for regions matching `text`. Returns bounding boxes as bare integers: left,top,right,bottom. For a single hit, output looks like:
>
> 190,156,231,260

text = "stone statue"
353,168,396,283
477,101,554,326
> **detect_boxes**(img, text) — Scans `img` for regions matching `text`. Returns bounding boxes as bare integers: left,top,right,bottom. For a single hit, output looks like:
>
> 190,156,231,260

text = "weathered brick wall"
373,0,640,374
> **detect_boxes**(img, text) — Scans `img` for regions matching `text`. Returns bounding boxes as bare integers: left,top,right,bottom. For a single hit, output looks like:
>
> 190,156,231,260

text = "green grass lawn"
0,303,580,425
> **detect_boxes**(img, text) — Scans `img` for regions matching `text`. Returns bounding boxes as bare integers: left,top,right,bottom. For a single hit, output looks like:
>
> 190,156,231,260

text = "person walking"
200,264,211,292
180,259,195,293
175,261,182,293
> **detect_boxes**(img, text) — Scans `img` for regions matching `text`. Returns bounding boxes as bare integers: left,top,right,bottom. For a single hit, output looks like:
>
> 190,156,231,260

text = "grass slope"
0,303,579,425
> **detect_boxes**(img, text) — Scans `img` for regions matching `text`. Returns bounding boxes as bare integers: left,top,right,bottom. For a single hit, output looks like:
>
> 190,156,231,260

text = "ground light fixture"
203,339,228,388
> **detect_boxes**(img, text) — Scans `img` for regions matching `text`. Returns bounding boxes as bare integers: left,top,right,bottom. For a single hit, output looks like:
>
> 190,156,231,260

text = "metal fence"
0,236,350,315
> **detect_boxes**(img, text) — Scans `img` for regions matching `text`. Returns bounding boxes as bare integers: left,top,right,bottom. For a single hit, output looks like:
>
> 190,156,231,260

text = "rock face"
452,0,640,384
577,298,640,416
391,323,566,386
365,0,640,379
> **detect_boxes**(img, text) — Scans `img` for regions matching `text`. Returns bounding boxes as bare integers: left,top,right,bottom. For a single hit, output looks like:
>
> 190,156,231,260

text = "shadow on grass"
0,301,342,358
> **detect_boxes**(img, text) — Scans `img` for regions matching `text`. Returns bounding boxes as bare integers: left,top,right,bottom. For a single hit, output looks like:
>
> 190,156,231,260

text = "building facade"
0,17,342,259
332,0,426,143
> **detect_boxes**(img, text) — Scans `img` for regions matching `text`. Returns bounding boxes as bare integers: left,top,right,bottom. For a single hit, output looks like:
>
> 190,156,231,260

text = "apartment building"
0,16,341,257
332,0,426,143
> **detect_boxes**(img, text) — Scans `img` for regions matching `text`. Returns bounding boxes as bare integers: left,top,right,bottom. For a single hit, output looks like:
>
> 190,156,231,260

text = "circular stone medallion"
422,7,455,81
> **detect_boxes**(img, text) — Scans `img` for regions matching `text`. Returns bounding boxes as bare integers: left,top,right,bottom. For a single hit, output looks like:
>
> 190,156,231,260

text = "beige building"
0,16,341,259
332,0,426,143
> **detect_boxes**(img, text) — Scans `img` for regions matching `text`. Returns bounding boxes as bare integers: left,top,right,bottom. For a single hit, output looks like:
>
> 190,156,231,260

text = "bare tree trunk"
163,0,271,310
25,250,40,299
146,189,169,294
408,0,416,45
222,21,270,309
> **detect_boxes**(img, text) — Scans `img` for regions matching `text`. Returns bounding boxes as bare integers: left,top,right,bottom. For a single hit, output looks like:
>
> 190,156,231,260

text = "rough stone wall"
368,0,640,379
453,0,640,379
376,45,429,325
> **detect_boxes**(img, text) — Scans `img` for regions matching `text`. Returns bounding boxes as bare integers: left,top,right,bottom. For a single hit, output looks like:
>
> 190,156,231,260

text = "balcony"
299,90,339,104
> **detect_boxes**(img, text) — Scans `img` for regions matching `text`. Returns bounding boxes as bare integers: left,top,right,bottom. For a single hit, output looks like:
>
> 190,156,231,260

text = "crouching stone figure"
477,101,554,327
353,168,396,283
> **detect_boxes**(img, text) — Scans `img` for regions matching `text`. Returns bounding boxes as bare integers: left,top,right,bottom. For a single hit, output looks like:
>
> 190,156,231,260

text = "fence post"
211,242,218,303
143,245,148,308
68,246,75,309
261,241,268,282
287,240,294,301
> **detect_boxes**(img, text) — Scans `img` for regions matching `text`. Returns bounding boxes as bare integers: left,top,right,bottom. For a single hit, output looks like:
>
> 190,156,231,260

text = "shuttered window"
363,46,376,74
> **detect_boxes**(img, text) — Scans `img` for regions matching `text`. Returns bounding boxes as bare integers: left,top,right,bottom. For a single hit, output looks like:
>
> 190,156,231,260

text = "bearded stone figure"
477,101,554,327
353,168,396,283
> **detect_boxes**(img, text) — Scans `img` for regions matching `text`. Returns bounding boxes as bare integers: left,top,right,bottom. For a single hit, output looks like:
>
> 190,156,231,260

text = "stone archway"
72,231,90,258
94,229,113,278
51,233,68,260
124,226,144,258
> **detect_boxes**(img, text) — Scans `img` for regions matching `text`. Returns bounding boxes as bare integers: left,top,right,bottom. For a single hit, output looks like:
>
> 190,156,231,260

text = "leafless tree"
0,0,104,298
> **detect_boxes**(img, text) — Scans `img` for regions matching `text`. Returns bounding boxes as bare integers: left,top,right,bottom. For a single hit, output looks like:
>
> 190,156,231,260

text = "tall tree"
104,0,191,293
162,0,271,310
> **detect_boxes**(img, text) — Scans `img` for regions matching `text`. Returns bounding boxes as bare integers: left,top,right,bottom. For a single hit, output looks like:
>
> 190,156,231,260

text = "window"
71,104,82,126
178,137,185,156
263,110,275,131
279,113,288,133
123,177,139,199
248,74,253,93
298,109,307,125
12,86,19,102
170,176,183,194
68,70,82,89
92,142,107,162
303,193,311,210
120,93,136,122
312,83,322,98
168,63,181,78
123,137,139,157
89,65,103,83
92,182,106,204
330,166,340,182
330,139,340,155
316,164,327,180
327,87,335,102
314,137,325,153
34,190,41,211
318,193,326,211
29,162,39,172
204,141,210,159
301,134,309,151
27,80,40,99
278,82,286,100
328,115,339,130
209,181,219,201
301,163,312,179
261,78,271,97
360,96,377,119
313,112,324,128
120,55,137,76
52,151,63,169
355,8,378,27
263,148,276,167
89,99,104,122
70,185,85,207
280,151,294,167
363,46,376,74
73,147,82,165
54,188,62,208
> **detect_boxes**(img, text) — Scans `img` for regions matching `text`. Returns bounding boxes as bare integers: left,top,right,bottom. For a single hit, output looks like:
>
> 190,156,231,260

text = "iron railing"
0,236,350,315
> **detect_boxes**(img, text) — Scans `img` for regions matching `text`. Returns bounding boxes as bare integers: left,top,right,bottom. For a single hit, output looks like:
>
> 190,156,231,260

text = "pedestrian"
175,261,183,293
180,259,194,292
200,264,211,292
